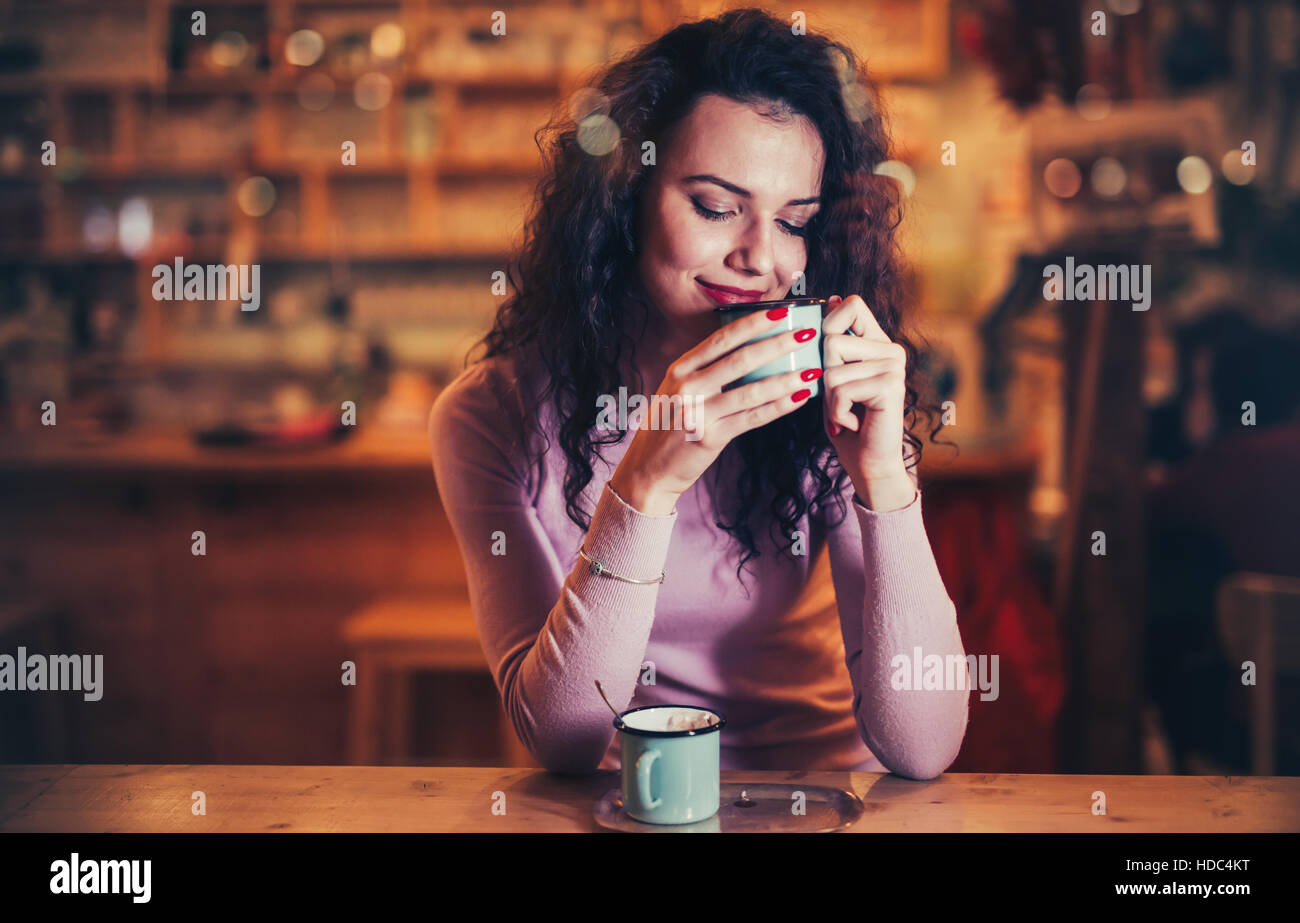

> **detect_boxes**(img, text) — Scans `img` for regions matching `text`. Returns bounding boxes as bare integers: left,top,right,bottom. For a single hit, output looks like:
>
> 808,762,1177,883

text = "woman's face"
636,93,825,344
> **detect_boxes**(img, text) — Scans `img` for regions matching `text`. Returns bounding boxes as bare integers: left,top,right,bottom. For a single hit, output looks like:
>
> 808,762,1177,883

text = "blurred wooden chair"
1215,572,1300,775
341,594,532,767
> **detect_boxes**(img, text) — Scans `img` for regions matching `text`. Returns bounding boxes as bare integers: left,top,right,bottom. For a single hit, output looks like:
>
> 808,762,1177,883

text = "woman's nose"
726,217,775,278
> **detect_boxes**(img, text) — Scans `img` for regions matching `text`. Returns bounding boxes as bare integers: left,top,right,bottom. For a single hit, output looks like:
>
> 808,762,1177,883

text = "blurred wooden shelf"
0,425,434,474
6,152,540,180
256,239,514,260
0,68,583,96
0,240,513,262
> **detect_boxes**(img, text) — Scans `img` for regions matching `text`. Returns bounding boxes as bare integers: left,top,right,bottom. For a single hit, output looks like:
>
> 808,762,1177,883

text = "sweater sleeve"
822,479,970,780
427,367,678,773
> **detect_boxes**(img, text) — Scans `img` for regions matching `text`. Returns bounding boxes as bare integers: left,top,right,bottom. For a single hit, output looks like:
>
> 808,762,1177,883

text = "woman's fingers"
709,366,820,420
672,307,790,377
821,357,897,388
822,332,903,369
821,298,905,433
692,327,811,394
823,294,889,342
715,384,812,441
822,336,904,431
826,368,903,432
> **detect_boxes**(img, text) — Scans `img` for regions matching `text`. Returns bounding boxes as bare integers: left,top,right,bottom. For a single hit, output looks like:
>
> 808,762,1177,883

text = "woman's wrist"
608,469,680,516
851,464,916,512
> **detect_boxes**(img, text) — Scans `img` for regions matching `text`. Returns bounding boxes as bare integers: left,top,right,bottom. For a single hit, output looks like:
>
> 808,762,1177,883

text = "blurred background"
1,0,1298,775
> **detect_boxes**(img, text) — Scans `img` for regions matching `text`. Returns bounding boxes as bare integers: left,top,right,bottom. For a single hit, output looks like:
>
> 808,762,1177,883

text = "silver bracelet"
578,544,665,584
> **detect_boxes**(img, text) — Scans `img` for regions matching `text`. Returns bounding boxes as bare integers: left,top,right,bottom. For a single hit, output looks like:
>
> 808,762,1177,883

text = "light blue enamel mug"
715,297,828,398
615,705,726,825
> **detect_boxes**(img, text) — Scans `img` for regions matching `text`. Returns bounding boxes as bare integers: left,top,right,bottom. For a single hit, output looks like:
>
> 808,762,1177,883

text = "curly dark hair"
471,7,941,586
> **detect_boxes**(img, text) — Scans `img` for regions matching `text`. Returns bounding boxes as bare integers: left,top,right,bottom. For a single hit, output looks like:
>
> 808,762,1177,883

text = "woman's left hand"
822,294,917,510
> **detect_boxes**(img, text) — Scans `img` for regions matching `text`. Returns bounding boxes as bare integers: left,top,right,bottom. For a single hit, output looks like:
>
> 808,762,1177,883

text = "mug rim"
713,296,827,313
613,704,727,738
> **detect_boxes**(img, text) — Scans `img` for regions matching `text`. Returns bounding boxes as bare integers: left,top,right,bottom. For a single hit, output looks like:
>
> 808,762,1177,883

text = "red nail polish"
765,306,789,320
794,328,816,343
830,422,841,437
792,389,811,403
800,368,823,381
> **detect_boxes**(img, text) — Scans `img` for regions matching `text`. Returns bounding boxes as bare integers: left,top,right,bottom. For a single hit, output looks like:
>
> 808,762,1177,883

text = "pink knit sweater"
428,354,969,779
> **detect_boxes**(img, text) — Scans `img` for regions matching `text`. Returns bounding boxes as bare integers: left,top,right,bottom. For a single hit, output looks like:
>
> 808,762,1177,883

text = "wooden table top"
2,766,1296,833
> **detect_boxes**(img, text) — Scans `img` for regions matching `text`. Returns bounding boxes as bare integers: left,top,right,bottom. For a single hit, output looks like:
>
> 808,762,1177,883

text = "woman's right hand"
607,307,822,515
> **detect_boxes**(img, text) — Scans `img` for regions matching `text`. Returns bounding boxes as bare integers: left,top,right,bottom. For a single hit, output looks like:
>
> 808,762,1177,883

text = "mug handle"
635,749,662,810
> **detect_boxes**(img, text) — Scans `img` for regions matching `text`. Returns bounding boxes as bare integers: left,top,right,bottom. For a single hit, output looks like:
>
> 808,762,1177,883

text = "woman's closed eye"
691,199,808,238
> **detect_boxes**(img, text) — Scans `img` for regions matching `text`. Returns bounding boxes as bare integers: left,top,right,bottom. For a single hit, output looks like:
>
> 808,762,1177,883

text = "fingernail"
792,389,811,403
800,368,823,381
794,328,816,342
765,306,789,321
829,422,841,437
829,294,842,304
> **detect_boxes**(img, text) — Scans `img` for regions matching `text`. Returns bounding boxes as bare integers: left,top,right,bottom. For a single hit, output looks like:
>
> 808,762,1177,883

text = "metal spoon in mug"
595,680,620,720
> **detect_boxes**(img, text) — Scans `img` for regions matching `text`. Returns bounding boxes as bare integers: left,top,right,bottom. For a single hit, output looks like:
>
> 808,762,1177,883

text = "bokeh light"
210,31,249,70
1090,156,1127,197
1176,155,1212,194
873,160,916,197
576,113,620,156
1075,84,1112,121
0,137,21,173
118,197,153,257
1221,149,1255,186
237,176,276,217
1044,158,1083,198
297,73,334,111
353,72,393,111
371,23,405,60
83,203,115,250
285,30,325,67
1107,0,1142,13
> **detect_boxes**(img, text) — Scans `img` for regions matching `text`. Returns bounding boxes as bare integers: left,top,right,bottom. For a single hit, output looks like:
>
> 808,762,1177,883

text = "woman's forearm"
607,466,681,516
855,494,968,779
827,490,970,780
493,482,677,772
430,384,678,774
851,463,917,514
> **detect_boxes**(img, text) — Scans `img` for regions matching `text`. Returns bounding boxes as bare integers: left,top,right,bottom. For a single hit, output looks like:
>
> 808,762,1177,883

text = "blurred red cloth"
922,482,1065,771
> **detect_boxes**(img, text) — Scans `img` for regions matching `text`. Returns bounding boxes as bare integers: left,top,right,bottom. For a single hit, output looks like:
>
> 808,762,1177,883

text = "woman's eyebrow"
682,174,820,206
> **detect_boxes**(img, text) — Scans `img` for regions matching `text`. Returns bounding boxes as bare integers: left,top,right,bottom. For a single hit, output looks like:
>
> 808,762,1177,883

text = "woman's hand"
608,307,821,515
822,294,917,511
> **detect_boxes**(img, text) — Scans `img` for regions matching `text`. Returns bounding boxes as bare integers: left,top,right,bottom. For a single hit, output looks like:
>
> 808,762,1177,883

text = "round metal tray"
593,782,864,832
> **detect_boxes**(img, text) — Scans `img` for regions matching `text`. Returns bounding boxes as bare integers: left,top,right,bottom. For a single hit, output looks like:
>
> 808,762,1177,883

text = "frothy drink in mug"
614,704,726,825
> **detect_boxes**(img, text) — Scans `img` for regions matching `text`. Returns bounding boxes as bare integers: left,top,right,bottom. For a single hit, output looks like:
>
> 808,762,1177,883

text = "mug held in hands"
714,297,828,398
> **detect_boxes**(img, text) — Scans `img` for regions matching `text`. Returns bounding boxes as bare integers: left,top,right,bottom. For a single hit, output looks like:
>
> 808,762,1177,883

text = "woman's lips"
697,279,765,305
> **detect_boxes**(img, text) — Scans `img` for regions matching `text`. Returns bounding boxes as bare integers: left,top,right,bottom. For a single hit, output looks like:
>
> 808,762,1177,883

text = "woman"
429,8,968,778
